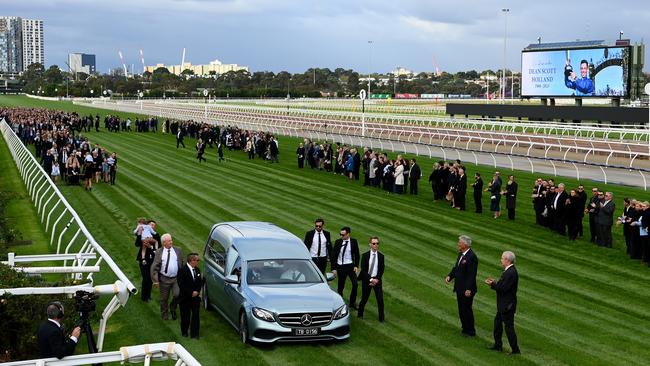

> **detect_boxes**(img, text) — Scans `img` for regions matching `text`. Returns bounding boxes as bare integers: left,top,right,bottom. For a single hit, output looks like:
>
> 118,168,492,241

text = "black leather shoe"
171,311,177,320
509,350,521,355
487,345,503,351
181,333,188,337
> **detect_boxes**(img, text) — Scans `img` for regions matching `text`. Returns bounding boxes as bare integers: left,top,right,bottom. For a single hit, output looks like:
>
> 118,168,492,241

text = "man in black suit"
303,218,332,274
409,158,421,195
472,173,483,213
596,192,616,248
532,178,546,225
503,175,518,220
445,235,478,336
352,149,361,180
178,253,202,338
176,128,185,148
486,251,520,354
552,183,569,235
357,236,385,322
37,302,81,359
586,188,601,243
331,226,360,309
455,167,468,210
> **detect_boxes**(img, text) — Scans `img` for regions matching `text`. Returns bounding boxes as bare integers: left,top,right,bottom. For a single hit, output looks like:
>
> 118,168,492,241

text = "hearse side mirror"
325,272,335,282
225,274,240,284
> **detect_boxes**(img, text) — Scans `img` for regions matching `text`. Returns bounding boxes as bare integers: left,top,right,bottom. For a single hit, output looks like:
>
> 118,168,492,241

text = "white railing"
77,100,649,188
1,342,201,366
87,100,649,167
0,118,137,351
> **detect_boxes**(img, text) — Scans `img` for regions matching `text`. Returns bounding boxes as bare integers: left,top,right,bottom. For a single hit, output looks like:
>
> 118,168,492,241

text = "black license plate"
292,328,321,336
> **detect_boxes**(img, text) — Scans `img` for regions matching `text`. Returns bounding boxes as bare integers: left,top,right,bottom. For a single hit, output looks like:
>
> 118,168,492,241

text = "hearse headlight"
252,307,276,322
333,304,348,320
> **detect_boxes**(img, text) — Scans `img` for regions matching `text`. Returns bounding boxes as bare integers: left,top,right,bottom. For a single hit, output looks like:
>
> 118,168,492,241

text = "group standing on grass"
2,108,120,189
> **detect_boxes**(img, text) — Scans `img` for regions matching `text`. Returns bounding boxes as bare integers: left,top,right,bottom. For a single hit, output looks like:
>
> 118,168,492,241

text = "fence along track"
77,100,649,189
1,118,137,351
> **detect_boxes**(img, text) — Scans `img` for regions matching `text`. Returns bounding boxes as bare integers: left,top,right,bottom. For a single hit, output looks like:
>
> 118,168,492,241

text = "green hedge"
0,264,77,362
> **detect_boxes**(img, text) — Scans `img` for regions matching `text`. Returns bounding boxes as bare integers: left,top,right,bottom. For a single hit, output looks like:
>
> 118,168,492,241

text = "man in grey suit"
596,192,616,248
151,233,183,320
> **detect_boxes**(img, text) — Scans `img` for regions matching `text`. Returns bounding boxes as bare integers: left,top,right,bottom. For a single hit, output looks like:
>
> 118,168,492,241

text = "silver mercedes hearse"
202,222,350,343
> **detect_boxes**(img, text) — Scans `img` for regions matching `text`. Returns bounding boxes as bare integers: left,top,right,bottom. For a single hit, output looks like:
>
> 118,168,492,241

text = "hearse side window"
206,239,227,273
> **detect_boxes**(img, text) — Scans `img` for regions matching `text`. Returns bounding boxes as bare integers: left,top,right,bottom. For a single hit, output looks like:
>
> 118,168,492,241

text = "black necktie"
164,249,171,274
192,267,197,280
317,232,322,257
341,241,348,264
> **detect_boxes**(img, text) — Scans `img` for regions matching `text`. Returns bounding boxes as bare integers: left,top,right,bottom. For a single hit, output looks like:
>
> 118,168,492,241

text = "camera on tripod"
74,290,98,315
73,290,100,357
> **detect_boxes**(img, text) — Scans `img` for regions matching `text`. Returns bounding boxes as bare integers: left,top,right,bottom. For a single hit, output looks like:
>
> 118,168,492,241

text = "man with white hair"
486,251,520,355
552,183,569,235
151,233,183,320
445,235,479,337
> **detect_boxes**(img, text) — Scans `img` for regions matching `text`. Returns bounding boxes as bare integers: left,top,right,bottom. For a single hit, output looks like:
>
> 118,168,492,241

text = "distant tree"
44,65,63,84
346,72,360,94
20,63,45,84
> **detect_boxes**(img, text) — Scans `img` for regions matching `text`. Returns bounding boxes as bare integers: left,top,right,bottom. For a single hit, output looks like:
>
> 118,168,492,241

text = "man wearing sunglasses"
303,218,332,274
331,226,360,309
357,236,385,322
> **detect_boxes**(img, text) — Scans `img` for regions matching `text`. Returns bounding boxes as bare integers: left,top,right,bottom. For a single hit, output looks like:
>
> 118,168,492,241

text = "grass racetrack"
2,95,650,365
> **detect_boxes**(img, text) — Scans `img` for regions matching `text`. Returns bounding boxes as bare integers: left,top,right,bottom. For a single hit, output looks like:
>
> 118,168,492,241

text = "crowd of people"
1,108,120,189
292,139,650,267
171,121,281,163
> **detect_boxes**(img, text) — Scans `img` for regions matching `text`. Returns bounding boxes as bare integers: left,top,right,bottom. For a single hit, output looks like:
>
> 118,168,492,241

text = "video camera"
73,290,100,356
74,290,99,315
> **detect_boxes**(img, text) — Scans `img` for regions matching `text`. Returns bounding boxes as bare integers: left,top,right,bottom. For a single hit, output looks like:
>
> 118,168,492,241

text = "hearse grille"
277,312,333,327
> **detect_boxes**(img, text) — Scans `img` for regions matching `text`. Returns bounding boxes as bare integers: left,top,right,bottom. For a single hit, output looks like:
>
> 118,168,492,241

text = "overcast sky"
3,0,649,74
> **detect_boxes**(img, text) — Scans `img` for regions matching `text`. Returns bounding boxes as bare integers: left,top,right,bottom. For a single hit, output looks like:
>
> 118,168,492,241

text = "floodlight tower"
118,50,128,78
139,49,145,74
501,8,510,103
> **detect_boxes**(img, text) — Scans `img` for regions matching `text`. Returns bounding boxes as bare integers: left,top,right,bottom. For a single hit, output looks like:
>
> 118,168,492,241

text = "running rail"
1,342,201,366
1,118,138,351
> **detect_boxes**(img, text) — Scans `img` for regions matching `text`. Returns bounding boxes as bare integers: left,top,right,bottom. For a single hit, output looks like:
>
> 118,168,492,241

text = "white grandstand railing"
76,100,649,189
0,118,137,351
1,342,201,366
149,99,649,141
91,100,649,169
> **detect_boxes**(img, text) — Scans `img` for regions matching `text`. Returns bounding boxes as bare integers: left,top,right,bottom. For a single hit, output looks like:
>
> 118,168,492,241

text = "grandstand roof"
522,40,627,51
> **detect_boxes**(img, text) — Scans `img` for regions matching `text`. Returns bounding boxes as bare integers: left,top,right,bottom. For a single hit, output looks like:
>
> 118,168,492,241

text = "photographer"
37,302,81,359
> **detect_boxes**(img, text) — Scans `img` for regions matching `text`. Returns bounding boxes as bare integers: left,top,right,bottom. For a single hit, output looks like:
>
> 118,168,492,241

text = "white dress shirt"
553,191,562,209
310,230,327,257
458,248,470,265
338,240,353,265
161,247,179,277
187,263,196,280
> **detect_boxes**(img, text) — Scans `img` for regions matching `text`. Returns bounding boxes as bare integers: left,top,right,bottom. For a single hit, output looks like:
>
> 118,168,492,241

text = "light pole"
394,67,398,96
501,8,510,103
368,40,373,96
619,30,624,40
645,83,650,156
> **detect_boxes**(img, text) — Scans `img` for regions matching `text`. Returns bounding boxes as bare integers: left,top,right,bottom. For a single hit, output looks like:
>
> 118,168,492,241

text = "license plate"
292,328,320,336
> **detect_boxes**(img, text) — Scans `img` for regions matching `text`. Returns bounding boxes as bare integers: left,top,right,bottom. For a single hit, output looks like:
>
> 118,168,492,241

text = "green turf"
2,95,650,365
0,134,49,255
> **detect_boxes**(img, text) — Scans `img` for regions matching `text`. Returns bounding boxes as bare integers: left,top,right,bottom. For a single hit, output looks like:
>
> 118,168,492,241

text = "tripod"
78,310,101,366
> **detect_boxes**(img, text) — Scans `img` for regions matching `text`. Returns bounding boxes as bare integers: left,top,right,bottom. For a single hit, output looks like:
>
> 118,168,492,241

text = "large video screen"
521,46,630,97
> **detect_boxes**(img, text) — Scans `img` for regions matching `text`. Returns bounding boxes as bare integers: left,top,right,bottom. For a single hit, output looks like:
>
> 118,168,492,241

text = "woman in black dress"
83,152,95,191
